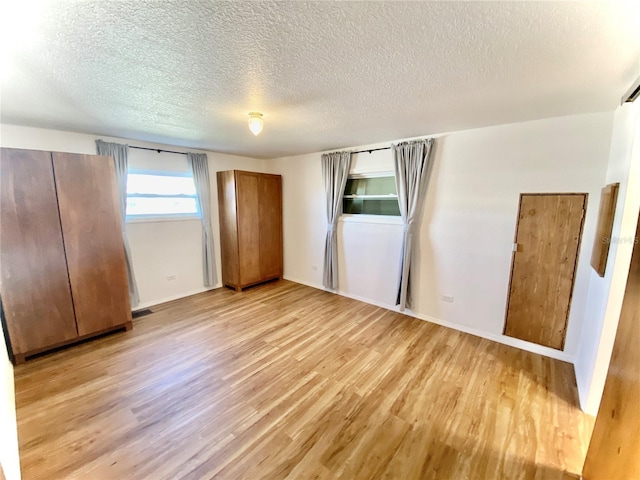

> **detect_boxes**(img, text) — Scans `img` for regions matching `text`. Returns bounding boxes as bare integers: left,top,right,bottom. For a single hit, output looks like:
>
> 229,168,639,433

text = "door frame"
502,192,588,350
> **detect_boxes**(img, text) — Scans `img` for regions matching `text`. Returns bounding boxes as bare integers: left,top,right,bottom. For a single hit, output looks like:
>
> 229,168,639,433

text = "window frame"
125,169,201,223
342,171,401,218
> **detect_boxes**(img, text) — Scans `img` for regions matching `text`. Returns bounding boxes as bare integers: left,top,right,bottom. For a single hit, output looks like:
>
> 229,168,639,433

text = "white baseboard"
134,284,221,311
284,276,326,292
283,275,575,364
411,310,575,364
575,370,599,416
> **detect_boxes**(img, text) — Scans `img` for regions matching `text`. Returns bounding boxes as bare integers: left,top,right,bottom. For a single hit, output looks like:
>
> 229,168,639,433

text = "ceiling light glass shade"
248,112,264,136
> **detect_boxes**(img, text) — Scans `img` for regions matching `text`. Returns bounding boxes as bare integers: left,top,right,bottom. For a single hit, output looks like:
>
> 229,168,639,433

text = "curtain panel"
95,139,140,308
393,138,434,311
187,152,217,288
321,151,351,290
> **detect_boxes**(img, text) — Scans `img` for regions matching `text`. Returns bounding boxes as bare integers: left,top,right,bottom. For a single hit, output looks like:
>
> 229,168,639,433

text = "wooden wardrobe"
0,148,132,363
217,170,283,291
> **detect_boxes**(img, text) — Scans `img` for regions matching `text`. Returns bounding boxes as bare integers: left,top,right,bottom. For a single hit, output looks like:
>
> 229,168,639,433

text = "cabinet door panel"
0,148,78,354
235,171,261,285
259,174,283,279
217,171,240,287
52,153,131,335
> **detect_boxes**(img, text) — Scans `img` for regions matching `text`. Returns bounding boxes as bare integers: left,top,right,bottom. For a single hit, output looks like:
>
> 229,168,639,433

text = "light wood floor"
14,280,593,479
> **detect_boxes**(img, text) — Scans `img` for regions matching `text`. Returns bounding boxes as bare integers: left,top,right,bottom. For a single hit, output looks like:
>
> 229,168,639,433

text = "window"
126,170,199,220
343,173,400,216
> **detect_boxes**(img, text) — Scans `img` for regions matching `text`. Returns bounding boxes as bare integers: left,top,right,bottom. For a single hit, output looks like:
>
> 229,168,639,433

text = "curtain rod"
130,144,392,156
131,144,392,156
129,145,188,155
351,146,391,155
350,138,432,155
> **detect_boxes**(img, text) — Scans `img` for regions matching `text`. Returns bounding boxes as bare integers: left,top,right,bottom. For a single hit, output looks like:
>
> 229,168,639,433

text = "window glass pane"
343,198,400,216
344,178,360,195
343,198,359,214
126,196,198,216
344,176,397,196
363,199,401,215
343,175,400,216
363,177,397,195
127,173,196,196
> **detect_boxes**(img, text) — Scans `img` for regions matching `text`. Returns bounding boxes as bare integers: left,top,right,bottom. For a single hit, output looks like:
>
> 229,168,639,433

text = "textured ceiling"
1,1,639,159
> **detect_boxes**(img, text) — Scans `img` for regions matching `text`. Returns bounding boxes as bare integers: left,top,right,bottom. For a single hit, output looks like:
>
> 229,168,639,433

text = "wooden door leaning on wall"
503,193,587,350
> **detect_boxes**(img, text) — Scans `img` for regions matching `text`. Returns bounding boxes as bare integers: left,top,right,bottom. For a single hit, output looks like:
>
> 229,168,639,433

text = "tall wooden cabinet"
0,148,132,363
217,170,283,291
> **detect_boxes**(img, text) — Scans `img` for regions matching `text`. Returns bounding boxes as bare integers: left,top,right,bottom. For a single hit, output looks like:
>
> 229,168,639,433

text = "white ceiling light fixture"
248,112,264,136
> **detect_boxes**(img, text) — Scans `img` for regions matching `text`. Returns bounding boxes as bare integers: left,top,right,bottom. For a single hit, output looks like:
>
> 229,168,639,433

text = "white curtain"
95,139,140,308
393,138,434,311
188,153,217,288
322,151,351,290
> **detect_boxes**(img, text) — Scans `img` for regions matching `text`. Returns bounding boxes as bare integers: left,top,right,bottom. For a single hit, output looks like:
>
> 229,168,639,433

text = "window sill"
339,214,403,226
126,215,201,224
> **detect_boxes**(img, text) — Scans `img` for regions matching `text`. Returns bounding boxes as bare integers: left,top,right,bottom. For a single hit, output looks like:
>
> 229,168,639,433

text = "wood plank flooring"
13,280,593,479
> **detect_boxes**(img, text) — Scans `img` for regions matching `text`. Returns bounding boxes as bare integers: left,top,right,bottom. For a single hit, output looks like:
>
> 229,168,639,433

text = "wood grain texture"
217,170,240,287
217,170,283,291
590,183,620,277
0,148,78,355
14,280,592,479
236,171,262,286
582,212,640,480
52,152,132,336
504,194,586,350
259,173,283,280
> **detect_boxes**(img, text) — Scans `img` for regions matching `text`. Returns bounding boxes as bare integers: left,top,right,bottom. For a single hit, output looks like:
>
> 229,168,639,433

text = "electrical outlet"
312,265,318,271
166,274,176,281
441,295,454,303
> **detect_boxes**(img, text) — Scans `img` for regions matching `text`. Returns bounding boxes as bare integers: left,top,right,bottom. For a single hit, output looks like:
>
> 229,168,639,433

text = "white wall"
267,112,614,364
0,124,264,308
0,322,20,480
576,102,640,415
